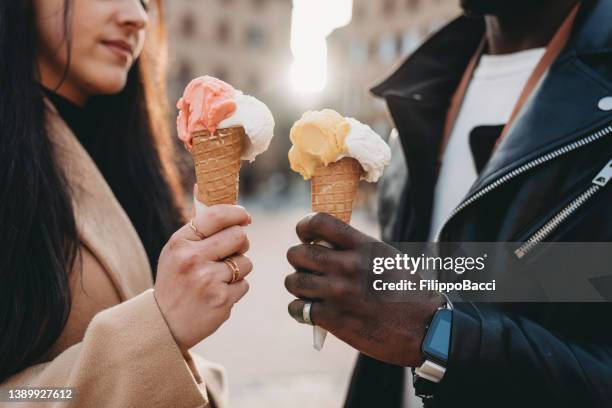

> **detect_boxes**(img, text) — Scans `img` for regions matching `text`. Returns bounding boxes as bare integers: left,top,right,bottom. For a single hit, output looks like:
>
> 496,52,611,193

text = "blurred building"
165,0,294,197
327,0,460,138
164,0,460,201
166,0,293,100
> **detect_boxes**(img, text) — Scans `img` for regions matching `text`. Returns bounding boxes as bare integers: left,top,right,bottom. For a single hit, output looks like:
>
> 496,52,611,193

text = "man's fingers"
295,212,374,250
284,271,328,300
285,270,358,301
288,299,328,327
286,243,352,276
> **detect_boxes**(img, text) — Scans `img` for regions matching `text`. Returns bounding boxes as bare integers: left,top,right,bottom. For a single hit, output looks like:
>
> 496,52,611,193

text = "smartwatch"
413,304,452,399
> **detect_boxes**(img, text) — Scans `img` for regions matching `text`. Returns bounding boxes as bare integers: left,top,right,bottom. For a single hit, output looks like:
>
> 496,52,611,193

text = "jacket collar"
44,98,153,299
567,0,612,55
469,0,612,195
373,0,612,198
371,16,484,102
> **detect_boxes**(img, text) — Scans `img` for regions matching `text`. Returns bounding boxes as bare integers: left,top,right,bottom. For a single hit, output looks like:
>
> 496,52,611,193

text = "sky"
290,0,353,93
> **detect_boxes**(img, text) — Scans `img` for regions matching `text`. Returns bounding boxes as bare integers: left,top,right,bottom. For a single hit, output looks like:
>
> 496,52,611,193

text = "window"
401,27,420,55
247,73,260,91
245,26,266,49
181,14,196,38
368,38,377,59
213,66,229,82
378,34,397,64
353,4,365,21
382,0,396,15
395,33,403,55
406,0,419,10
252,0,266,9
178,61,193,85
217,20,231,44
349,39,368,65
349,87,362,113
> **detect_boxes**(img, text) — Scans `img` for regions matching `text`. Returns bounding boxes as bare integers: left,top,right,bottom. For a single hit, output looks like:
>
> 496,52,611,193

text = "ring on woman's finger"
189,218,206,240
223,257,241,284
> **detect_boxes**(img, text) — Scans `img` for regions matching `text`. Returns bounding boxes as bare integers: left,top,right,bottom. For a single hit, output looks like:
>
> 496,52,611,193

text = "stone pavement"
193,207,380,407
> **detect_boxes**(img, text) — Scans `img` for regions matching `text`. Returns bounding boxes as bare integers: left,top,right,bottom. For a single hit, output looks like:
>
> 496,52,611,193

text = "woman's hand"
154,195,253,353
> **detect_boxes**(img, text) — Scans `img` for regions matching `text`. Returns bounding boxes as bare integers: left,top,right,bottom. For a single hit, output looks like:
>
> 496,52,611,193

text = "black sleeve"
435,302,612,408
343,354,405,408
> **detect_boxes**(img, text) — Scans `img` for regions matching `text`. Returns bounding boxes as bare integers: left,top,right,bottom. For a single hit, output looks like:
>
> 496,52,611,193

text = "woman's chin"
86,71,130,95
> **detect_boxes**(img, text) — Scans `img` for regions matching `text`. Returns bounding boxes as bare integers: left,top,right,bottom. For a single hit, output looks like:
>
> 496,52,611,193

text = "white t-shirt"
427,47,546,241
404,47,546,408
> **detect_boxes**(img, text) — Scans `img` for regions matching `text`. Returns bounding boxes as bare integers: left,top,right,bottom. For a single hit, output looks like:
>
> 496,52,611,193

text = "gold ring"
223,257,241,284
189,218,205,240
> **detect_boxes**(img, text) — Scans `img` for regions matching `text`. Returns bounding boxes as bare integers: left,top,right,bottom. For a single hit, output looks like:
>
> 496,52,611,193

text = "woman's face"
35,0,149,105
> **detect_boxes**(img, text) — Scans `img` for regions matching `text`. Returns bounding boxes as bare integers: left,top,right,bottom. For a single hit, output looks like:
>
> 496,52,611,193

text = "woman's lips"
101,40,133,61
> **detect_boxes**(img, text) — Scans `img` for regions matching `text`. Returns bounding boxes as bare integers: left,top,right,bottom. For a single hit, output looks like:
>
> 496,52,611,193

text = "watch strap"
415,359,446,383
413,301,452,399
412,367,438,399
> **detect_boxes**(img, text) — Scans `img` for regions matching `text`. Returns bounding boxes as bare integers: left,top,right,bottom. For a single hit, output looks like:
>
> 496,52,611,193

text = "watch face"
422,308,452,364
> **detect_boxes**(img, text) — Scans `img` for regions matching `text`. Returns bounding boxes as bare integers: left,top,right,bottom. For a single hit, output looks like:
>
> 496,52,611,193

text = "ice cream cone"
309,157,362,350
311,157,363,223
290,109,390,352
190,126,245,206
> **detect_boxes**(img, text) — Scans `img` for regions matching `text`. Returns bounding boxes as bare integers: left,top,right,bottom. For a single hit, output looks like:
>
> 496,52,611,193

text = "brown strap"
438,38,487,159
439,3,580,162
496,4,580,145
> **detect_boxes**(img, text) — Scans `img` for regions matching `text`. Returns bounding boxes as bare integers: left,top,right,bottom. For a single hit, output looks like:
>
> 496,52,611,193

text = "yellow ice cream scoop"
289,109,351,179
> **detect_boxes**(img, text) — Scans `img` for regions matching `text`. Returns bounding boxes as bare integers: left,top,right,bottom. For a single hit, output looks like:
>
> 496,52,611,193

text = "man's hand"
285,213,444,367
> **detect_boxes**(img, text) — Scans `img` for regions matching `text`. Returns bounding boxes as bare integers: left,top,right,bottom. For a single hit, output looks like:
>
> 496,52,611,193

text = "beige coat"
1,100,227,407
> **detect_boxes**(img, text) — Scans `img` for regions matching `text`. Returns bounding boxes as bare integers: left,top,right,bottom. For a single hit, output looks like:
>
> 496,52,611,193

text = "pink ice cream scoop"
176,76,237,148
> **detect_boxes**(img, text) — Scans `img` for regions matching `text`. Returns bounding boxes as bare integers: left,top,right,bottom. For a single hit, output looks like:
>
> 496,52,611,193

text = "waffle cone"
190,126,244,206
311,157,363,223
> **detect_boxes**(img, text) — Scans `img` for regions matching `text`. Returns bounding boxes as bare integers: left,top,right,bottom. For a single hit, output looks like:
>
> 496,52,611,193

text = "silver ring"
302,301,313,325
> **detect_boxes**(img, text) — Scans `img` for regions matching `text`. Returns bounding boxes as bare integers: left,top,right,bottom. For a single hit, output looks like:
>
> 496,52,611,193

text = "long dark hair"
0,0,184,381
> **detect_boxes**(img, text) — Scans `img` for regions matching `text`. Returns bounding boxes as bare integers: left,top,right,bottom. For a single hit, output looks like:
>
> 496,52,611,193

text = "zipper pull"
592,158,612,187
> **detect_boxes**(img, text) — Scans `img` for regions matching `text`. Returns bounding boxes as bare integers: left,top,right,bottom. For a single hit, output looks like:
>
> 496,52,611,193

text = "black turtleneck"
42,87,97,153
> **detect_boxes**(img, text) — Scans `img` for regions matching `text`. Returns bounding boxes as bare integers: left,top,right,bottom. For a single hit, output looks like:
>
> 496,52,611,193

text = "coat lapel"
44,99,153,299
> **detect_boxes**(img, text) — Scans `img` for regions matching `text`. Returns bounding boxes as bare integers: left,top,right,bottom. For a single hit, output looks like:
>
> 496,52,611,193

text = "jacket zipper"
433,123,612,243
515,157,612,258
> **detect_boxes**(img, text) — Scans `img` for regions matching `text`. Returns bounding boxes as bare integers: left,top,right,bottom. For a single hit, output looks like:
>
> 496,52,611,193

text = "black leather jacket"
345,1,612,407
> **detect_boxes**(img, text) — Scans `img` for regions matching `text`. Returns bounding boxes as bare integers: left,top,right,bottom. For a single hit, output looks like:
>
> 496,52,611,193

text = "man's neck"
485,0,579,55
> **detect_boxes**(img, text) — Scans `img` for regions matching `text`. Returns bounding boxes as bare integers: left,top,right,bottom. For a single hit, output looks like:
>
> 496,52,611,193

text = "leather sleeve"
435,302,612,408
